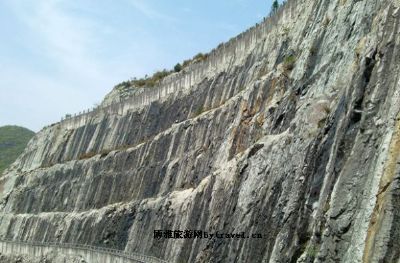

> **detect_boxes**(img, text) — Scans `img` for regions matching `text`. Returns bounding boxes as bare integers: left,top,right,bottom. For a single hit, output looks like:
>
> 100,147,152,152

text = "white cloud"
125,0,177,23
0,0,181,131
0,0,117,130
9,0,103,82
0,0,266,131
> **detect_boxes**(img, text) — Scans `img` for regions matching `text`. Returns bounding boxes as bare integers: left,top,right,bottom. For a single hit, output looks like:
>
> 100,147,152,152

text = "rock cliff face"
1,0,399,262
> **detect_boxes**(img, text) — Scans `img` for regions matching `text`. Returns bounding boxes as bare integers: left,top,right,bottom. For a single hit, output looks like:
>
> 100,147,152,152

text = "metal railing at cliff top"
0,239,169,263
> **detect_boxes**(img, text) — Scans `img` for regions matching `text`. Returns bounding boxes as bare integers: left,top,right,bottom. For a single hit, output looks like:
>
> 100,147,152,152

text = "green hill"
0,125,35,174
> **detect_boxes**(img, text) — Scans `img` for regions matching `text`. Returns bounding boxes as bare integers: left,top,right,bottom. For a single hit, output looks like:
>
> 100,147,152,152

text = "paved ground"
0,253,87,263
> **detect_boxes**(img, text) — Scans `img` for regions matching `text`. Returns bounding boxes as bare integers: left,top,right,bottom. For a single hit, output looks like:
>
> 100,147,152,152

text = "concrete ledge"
0,240,168,263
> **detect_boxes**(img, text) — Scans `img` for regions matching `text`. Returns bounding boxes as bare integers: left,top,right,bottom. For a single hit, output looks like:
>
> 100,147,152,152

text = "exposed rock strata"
0,253,85,263
0,0,399,262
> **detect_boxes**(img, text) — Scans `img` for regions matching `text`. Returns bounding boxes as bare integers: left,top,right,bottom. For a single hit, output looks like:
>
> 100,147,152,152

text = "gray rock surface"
101,85,147,107
0,0,399,262
0,253,85,263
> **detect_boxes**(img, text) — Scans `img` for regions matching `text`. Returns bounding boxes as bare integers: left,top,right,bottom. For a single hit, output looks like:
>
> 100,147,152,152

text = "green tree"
174,63,182,72
271,0,279,14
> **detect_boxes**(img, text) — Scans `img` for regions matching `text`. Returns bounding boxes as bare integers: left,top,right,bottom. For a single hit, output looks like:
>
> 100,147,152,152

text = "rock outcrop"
0,0,399,262
0,253,85,263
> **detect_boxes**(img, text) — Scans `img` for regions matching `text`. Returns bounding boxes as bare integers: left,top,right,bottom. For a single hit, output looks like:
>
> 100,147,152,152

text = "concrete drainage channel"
0,239,168,263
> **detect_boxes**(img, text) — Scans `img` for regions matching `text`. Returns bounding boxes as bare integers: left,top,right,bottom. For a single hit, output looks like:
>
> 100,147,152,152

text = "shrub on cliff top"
174,63,182,72
193,53,208,63
114,52,210,89
115,69,172,89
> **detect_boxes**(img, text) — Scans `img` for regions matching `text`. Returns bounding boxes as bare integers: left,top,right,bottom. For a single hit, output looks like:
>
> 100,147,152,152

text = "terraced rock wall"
1,0,399,262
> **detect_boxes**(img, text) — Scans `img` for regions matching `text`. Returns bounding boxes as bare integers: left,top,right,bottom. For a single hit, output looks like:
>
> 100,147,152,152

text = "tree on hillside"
174,63,182,72
271,0,279,14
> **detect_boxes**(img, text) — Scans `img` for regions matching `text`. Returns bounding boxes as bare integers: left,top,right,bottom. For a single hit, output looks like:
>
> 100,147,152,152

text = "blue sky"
0,0,276,131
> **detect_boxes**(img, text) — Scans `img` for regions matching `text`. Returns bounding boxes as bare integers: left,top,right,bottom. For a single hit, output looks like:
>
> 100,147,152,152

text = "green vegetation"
0,125,35,174
114,52,209,90
193,53,208,62
115,69,171,89
114,80,132,89
183,53,208,67
283,54,297,71
271,0,279,14
174,63,182,73
306,244,320,258
194,106,205,117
